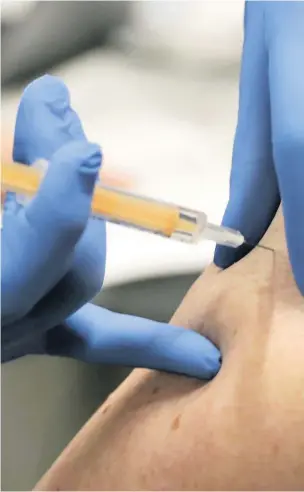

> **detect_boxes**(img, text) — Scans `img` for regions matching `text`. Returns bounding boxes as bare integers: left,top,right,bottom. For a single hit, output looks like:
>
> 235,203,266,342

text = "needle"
256,244,274,252
247,243,274,252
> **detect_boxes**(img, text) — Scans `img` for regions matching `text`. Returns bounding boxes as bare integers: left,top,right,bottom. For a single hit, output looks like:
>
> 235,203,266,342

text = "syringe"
2,161,245,248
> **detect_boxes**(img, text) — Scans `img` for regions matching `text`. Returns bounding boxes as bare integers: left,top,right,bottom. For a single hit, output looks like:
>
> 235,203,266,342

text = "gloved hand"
1,75,221,379
214,1,304,295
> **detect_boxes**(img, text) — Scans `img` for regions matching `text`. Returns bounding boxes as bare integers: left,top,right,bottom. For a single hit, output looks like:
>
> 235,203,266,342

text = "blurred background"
1,1,244,490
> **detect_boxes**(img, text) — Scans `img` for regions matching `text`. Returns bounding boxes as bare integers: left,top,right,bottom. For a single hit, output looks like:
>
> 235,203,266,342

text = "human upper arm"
35,209,304,490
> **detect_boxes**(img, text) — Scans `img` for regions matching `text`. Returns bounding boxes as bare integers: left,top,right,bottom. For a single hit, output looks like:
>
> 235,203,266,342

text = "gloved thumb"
25,140,102,238
2,141,102,323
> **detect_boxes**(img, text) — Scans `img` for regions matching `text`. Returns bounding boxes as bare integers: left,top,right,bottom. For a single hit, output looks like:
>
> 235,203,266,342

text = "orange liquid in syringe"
2,162,196,237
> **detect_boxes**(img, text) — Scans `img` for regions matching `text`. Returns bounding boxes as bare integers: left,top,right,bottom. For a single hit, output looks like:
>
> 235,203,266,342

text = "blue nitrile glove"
45,304,219,379
214,1,304,295
1,75,221,379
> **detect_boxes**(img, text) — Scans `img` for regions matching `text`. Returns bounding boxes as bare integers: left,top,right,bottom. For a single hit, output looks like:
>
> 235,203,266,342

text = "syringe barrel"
91,186,208,242
2,161,207,243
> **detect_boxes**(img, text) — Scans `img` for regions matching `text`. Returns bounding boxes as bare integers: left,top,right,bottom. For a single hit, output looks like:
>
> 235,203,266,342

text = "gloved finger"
1,141,102,324
214,1,279,270
5,74,88,220
12,74,106,299
268,2,304,294
13,74,86,165
46,304,221,380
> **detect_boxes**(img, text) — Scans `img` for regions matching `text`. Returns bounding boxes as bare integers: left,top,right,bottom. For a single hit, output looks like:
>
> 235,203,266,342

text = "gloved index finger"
13,74,87,165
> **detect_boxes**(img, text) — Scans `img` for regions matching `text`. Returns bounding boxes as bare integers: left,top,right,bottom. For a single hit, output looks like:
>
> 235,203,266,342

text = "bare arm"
35,208,304,491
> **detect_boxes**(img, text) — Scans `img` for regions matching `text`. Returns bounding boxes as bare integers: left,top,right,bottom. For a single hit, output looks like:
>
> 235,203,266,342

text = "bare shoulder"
35,209,304,491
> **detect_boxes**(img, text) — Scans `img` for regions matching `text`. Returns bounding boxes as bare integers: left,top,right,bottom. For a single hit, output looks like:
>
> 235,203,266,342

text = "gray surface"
95,272,200,322
1,357,129,491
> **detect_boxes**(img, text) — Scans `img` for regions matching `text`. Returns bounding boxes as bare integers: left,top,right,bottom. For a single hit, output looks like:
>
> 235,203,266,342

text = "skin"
35,207,304,491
